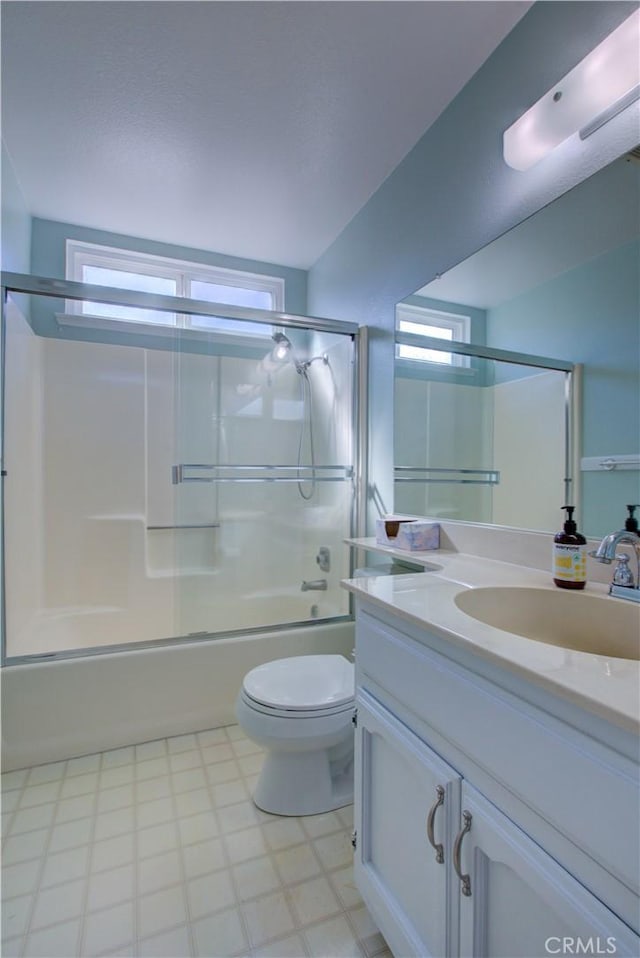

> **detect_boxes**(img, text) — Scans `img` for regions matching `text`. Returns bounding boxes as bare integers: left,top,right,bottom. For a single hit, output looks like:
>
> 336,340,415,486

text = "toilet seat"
240,689,354,720
242,654,354,712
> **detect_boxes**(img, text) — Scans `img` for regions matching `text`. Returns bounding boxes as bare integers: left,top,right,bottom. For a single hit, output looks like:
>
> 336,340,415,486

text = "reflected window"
396,303,470,365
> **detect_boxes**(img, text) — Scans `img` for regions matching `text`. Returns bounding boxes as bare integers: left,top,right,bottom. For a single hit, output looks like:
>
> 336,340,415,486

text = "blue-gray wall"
307,1,640,526
1,141,31,273
30,218,308,316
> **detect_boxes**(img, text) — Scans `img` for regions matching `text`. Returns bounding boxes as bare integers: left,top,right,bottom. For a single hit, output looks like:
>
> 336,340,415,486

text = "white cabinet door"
457,783,640,958
354,690,461,958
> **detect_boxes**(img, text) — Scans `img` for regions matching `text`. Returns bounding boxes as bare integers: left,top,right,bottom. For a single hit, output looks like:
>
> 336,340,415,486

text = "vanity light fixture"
503,8,640,171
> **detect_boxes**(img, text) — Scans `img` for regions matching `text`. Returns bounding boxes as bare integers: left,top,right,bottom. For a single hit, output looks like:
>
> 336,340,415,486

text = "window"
395,303,470,366
65,241,285,337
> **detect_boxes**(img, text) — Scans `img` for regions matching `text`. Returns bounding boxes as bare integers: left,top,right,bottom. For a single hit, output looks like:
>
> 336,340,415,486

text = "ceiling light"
504,9,640,171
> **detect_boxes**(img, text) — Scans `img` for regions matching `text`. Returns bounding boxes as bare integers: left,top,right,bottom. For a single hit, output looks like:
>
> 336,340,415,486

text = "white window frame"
395,302,471,367
64,240,285,338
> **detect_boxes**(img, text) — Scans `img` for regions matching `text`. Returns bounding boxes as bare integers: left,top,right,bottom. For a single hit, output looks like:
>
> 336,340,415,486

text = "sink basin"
454,587,640,660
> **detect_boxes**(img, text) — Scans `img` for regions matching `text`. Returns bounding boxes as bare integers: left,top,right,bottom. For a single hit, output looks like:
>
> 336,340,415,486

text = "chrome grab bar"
146,523,220,530
173,464,353,484
394,467,500,486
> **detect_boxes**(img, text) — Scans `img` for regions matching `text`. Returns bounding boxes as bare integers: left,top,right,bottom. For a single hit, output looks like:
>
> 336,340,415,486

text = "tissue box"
375,517,440,551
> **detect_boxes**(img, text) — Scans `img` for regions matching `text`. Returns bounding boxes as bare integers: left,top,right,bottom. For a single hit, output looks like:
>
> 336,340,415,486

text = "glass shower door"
2,281,357,661
170,321,355,638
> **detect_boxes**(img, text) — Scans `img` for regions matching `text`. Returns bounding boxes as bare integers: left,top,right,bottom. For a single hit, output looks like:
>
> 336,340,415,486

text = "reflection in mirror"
394,342,570,533
395,150,640,538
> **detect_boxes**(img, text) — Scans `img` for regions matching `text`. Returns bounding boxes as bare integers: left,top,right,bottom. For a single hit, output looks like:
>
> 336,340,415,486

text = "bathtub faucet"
301,579,328,591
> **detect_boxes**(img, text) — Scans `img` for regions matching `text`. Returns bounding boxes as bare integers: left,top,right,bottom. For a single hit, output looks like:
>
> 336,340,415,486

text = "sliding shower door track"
2,614,355,666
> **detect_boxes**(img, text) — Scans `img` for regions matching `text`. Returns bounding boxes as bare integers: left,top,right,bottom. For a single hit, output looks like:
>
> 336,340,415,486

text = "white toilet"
235,654,355,816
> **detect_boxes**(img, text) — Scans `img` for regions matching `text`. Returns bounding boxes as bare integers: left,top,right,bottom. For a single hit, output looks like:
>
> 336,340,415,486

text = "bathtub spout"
301,579,328,591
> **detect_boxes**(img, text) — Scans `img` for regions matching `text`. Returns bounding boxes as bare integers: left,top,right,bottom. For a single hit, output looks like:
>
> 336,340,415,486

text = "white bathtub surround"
1,621,354,772
2,303,45,647
4,320,354,661
1,724,389,958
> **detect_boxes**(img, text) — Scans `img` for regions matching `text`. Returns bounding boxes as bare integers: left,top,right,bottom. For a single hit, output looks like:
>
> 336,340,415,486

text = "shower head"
271,332,293,362
268,331,329,376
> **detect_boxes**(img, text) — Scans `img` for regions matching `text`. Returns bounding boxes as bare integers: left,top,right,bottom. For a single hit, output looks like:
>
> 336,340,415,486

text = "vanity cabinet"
353,604,640,958
456,783,633,958
355,692,461,958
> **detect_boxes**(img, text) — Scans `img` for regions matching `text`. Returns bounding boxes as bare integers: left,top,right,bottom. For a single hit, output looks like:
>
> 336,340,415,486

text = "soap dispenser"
553,506,586,590
624,504,640,536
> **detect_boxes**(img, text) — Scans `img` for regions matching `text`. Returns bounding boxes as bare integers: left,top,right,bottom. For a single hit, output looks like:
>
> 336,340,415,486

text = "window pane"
83,266,176,296
191,280,273,310
187,279,273,337
189,314,272,335
81,266,177,325
397,344,453,364
188,281,273,336
398,320,454,363
399,320,453,341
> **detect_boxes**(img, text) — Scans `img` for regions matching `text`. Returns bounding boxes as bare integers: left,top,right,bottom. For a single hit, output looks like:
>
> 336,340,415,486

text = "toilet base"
234,658,355,817
252,745,354,816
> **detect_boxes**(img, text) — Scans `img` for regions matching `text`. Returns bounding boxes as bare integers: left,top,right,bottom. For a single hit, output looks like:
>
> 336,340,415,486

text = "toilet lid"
242,655,354,711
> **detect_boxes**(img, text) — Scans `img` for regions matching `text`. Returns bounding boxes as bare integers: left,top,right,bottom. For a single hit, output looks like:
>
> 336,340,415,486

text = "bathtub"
1,619,354,771
8,587,348,658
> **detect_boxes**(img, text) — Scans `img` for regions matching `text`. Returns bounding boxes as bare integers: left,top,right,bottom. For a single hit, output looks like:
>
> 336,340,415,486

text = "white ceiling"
1,1,531,269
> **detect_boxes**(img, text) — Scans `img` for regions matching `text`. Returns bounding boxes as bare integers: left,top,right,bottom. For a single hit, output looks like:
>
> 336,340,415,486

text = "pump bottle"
623,503,639,536
553,506,586,590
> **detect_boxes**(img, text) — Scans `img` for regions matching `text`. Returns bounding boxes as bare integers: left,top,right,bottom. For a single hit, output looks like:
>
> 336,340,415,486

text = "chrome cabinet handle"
426,785,445,864
453,810,472,896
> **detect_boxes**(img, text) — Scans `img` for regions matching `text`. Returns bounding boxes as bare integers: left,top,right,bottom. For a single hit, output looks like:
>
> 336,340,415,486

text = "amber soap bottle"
553,506,586,590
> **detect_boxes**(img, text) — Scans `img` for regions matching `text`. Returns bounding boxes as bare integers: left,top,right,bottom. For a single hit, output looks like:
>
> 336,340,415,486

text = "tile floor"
1,725,390,958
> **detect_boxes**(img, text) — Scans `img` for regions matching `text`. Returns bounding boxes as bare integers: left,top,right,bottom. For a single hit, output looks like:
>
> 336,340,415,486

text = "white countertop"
343,538,640,734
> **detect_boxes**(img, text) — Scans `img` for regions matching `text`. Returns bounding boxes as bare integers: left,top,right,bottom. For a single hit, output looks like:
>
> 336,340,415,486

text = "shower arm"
295,354,329,374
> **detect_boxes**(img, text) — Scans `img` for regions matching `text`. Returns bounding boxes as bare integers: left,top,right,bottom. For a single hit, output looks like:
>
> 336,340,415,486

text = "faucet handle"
612,553,635,588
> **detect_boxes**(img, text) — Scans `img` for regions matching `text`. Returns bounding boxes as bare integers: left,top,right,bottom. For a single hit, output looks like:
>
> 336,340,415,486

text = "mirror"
394,351,570,534
395,151,640,539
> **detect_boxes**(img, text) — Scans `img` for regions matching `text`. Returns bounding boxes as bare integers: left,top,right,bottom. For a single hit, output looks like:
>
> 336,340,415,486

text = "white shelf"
344,536,454,570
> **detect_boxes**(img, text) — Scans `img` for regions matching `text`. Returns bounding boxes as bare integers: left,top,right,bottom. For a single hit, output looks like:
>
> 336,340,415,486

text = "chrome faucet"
589,505,640,603
301,578,328,592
